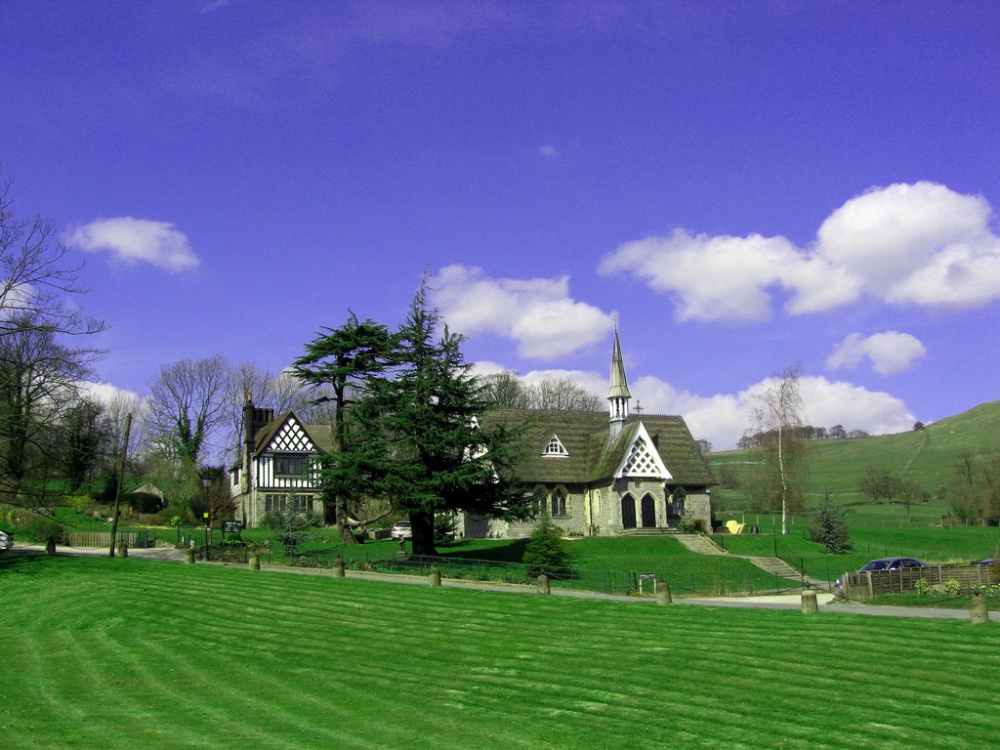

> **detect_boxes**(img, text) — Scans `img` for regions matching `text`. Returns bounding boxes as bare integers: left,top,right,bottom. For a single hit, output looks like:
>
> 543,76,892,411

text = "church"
457,330,716,538
231,330,715,537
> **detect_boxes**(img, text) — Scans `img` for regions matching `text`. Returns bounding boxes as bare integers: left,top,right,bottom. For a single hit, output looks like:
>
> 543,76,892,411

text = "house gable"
252,412,333,457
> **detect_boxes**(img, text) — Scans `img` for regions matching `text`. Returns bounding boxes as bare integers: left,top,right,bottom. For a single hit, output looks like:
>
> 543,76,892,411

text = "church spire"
607,326,631,440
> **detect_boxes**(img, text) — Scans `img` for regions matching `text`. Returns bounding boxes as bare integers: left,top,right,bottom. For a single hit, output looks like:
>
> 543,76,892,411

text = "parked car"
390,521,412,540
979,558,995,566
836,556,928,588
0,530,13,551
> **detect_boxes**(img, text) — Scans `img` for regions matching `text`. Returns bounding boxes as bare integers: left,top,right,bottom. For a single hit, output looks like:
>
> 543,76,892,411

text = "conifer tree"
352,280,531,555
293,314,396,544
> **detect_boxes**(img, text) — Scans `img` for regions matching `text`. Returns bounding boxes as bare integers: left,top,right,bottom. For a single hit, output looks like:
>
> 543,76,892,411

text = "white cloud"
432,265,614,359
598,229,859,323
66,217,199,273
826,331,927,376
797,375,916,437
538,144,558,158
600,182,1000,321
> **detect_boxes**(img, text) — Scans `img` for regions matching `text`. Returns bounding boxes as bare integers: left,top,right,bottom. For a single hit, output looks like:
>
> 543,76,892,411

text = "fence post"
184,547,196,564
429,565,441,587
331,556,345,577
248,552,260,571
801,590,818,615
970,592,989,625
655,580,671,605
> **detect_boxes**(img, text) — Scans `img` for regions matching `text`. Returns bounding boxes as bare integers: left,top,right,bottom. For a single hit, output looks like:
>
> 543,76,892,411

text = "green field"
708,399,1000,503
2,553,998,749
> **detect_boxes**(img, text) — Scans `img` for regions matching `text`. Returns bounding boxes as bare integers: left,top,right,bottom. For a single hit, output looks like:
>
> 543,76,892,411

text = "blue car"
836,557,928,588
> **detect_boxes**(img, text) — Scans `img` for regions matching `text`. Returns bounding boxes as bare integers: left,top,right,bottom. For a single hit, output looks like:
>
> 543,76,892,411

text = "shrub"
809,493,851,554
943,578,962,596
24,517,68,545
913,578,933,596
435,513,457,544
677,517,705,534
64,495,94,512
522,512,571,578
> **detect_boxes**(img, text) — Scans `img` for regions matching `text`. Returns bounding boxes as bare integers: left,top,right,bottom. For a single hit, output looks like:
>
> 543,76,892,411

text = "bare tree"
222,362,277,462
482,371,602,412
1,165,104,340
746,362,806,535
146,356,231,465
482,370,532,409
530,376,603,411
0,316,99,505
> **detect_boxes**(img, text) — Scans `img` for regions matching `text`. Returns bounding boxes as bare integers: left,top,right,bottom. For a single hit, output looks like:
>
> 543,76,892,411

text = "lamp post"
202,478,211,560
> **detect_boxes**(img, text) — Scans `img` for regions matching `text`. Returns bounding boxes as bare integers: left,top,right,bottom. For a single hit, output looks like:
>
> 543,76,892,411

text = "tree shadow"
436,538,530,563
0,550,53,575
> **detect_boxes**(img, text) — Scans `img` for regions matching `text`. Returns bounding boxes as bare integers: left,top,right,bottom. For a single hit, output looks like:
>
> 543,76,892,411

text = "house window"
274,454,310,476
264,494,314,513
265,494,284,512
542,435,569,457
551,489,567,517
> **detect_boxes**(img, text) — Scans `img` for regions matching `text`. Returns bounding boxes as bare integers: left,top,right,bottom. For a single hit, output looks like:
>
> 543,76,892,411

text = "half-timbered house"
229,401,332,528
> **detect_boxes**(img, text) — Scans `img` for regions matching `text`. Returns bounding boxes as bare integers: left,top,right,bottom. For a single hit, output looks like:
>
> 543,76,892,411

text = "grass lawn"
2,553,998,749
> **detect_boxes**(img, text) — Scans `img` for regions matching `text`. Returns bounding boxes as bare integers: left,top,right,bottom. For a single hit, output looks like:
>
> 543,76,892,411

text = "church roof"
480,409,715,487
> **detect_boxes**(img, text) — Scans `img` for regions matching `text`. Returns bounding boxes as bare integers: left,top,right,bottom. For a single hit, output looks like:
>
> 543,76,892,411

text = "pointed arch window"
551,488,568,517
542,435,569,457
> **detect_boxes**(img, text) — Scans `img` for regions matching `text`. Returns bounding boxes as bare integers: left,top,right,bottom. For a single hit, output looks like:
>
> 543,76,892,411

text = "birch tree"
746,362,807,535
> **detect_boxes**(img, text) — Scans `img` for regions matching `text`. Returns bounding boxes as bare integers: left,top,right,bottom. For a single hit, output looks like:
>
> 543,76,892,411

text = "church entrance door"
621,495,637,529
640,495,656,528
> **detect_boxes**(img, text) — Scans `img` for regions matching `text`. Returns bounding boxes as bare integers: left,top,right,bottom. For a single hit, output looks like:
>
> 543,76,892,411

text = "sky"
2,0,999,451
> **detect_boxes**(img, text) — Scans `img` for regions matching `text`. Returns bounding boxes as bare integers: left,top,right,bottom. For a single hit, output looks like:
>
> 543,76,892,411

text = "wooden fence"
68,531,150,548
839,564,998,602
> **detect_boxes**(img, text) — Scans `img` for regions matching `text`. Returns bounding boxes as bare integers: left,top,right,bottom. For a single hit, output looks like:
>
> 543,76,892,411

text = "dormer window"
542,435,569,457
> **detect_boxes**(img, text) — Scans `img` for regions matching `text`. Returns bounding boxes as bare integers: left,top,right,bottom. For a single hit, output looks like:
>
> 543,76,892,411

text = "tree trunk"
410,507,437,556
778,422,788,535
335,494,358,545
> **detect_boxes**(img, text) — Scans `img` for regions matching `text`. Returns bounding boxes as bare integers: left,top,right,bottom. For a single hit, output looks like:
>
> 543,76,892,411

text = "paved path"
8,544,984,620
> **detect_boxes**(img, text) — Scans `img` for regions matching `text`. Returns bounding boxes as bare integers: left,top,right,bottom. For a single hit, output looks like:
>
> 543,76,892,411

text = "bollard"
655,580,672,605
45,538,56,556
248,552,260,571
537,574,551,595
332,556,345,577
184,547,196,564
429,565,441,587
970,591,989,625
116,542,128,559
801,590,818,615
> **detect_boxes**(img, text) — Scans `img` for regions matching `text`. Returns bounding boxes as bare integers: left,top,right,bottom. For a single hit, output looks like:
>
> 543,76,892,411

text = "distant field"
2,553,998,750
708,399,1000,502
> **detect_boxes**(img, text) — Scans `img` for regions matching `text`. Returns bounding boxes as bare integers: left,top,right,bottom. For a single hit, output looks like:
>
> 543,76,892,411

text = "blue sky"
3,0,999,450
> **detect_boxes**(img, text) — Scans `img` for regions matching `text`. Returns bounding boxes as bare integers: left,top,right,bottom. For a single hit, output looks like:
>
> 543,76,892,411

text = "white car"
390,521,412,540
0,530,12,551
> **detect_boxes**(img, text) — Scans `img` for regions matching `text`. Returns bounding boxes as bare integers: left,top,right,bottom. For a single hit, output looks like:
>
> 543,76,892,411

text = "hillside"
708,399,1000,502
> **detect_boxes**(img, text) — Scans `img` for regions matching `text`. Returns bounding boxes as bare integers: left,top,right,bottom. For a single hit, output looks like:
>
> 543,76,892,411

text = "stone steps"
747,556,803,579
